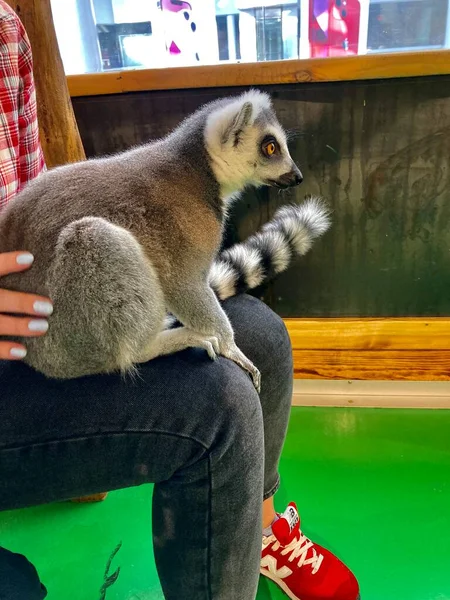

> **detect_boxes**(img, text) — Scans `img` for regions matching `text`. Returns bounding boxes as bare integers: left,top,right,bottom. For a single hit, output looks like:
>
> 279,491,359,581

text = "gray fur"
222,101,253,145
0,92,321,390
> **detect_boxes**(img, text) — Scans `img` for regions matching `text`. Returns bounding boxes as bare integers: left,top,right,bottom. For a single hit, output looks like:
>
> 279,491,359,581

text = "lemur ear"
222,101,253,146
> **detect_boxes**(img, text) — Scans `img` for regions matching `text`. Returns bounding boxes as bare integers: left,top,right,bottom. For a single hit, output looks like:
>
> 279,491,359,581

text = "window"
367,0,448,52
216,13,241,60
247,6,300,62
256,7,285,61
50,0,450,75
97,22,153,70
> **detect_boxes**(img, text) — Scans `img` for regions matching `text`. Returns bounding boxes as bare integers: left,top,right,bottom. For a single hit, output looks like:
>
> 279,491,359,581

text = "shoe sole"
261,568,361,600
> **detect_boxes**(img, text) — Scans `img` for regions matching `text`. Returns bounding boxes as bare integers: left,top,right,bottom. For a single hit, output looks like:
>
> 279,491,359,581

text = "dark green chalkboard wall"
72,75,450,318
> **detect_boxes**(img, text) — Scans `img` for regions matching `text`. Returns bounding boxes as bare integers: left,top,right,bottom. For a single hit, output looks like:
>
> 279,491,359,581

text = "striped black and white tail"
163,196,330,329
209,196,331,300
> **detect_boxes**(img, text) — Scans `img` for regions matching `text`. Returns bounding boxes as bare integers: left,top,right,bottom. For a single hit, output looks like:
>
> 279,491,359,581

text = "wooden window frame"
67,50,450,97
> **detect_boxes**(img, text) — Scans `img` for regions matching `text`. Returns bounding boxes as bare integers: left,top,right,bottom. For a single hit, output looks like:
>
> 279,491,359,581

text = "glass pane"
50,0,450,75
367,0,448,51
254,7,286,61
282,8,299,59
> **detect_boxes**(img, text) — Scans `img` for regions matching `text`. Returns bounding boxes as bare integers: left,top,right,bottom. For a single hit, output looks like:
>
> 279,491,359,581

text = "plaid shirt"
0,0,45,211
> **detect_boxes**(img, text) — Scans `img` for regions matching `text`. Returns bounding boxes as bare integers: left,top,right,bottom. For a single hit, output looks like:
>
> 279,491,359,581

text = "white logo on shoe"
284,505,299,532
261,555,292,579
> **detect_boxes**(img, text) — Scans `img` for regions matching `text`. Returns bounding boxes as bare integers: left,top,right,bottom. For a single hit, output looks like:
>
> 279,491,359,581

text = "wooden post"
5,0,86,167
5,0,107,502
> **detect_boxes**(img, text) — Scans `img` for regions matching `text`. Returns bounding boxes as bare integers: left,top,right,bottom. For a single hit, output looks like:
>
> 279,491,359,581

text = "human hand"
0,252,53,360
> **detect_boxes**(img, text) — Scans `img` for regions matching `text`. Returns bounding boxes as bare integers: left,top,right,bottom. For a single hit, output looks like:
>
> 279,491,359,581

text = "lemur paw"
186,331,220,360
201,336,220,360
220,342,261,393
250,366,261,393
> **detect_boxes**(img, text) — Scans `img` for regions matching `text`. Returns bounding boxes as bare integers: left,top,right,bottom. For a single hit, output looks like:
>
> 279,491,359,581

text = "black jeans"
0,295,293,600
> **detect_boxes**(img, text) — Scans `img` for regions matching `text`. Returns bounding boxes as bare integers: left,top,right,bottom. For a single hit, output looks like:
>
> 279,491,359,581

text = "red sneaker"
261,503,360,600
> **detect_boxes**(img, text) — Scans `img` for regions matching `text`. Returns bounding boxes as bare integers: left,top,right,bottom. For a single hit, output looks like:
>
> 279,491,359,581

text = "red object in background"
309,0,361,57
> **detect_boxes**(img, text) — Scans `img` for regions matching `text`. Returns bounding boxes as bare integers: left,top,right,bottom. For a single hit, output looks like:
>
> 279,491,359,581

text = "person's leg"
0,295,284,600
0,548,47,600
152,295,294,598
232,297,360,600
223,295,294,517
262,496,277,529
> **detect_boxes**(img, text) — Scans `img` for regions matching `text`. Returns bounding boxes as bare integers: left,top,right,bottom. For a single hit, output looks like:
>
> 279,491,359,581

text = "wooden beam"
286,318,450,381
67,50,450,98
286,318,450,351
292,349,450,381
291,380,450,408
5,0,86,167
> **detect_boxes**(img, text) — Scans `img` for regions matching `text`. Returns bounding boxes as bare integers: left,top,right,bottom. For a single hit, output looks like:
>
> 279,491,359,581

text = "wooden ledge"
291,379,450,408
67,50,450,98
285,318,450,381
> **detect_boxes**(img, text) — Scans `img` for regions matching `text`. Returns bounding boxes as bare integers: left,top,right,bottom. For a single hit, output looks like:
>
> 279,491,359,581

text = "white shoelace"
265,533,324,575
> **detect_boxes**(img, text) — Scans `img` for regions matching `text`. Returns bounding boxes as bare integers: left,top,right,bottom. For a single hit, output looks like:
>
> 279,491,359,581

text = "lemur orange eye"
266,142,276,156
262,139,277,157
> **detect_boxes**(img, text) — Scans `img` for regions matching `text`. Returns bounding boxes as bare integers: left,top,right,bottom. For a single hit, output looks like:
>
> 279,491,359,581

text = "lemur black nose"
289,167,303,187
272,166,304,189
288,163,303,187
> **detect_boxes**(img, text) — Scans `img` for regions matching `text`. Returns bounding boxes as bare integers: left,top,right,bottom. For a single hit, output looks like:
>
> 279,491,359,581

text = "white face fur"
204,90,302,200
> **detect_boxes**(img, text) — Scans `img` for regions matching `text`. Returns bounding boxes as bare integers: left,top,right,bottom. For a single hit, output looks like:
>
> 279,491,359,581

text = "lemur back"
0,91,330,388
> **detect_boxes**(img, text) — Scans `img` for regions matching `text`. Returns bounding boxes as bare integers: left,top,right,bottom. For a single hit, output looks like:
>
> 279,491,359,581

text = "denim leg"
224,295,293,499
0,548,47,600
0,295,292,599
151,360,264,600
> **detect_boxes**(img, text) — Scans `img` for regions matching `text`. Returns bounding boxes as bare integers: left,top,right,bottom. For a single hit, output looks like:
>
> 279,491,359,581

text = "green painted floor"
1,407,450,600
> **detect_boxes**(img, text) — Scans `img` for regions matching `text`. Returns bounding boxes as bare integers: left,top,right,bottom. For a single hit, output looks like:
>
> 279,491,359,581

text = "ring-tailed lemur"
0,90,330,391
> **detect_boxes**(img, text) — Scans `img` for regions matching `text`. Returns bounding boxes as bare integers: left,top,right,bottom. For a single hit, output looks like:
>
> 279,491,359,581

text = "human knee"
224,295,292,376
211,358,264,445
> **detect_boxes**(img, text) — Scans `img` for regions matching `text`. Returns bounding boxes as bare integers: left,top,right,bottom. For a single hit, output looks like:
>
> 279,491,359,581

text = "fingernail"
33,301,53,316
10,347,27,358
16,253,34,265
28,319,49,332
